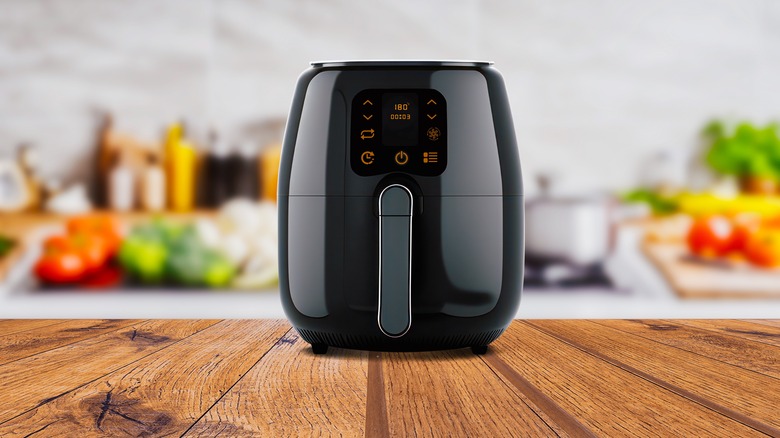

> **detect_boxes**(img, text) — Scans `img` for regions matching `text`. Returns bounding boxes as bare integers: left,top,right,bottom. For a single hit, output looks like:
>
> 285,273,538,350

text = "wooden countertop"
0,320,778,436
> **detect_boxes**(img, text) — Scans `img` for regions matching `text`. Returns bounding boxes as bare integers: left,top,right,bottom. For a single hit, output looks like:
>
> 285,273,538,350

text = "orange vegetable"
42,235,73,252
744,229,780,268
729,213,762,253
70,233,111,273
66,214,123,256
763,215,780,229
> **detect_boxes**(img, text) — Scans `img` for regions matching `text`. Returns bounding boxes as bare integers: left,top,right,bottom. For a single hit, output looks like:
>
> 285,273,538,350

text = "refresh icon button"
361,151,375,165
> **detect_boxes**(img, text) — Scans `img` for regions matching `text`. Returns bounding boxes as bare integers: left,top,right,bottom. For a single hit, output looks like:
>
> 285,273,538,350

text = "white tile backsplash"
0,0,777,195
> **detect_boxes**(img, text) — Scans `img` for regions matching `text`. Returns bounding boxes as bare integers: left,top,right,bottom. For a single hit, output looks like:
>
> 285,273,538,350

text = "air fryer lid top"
283,65,523,197
310,60,493,68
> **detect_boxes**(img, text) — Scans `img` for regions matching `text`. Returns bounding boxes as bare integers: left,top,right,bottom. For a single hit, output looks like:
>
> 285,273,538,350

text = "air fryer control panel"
350,89,447,176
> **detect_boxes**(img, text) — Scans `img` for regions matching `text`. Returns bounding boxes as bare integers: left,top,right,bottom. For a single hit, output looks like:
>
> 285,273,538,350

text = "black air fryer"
278,60,523,354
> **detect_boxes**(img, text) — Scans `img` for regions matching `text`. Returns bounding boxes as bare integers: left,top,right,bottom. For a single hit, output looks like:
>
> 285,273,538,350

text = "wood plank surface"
0,320,289,437
0,319,777,437
0,320,64,336
482,351,595,438
530,320,780,435
184,330,369,437
0,320,140,366
488,322,762,437
673,319,780,348
381,349,559,437
0,319,218,423
744,319,780,329
599,319,780,379
365,352,389,438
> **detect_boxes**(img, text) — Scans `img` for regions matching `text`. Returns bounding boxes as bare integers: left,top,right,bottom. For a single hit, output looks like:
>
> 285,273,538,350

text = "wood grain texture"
0,320,64,336
0,319,140,366
598,319,780,379
0,319,218,423
744,319,780,329
365,352,389,438
0,319,777,437
381,349,558,437
482,352,596,438
492,322,763,437
673,319,780,348
0,320,289,437
530,320,780,435
184,330,369,437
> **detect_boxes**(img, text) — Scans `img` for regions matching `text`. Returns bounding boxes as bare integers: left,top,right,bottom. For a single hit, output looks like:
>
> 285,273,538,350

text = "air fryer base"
295,326,506,353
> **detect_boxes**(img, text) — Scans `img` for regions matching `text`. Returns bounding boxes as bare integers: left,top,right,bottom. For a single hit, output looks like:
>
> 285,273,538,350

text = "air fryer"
278,60,523,354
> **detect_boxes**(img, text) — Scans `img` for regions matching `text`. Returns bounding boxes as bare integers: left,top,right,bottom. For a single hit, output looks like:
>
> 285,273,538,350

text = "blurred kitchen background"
1,0,780,318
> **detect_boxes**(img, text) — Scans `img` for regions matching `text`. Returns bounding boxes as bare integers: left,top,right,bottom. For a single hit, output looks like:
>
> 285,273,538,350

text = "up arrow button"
427,99,437,105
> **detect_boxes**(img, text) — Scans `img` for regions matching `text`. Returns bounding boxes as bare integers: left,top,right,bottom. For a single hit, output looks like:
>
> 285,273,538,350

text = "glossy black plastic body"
278,61,524,351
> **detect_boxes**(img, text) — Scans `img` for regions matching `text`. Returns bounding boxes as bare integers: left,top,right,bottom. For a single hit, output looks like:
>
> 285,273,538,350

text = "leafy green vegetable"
0,236,15,258
118,219,235,288
704,120,780,180
119,236,168,283
622,189,679,215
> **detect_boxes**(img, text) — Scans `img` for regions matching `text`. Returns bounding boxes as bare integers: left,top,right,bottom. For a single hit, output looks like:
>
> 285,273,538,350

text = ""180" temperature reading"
390,102,411,120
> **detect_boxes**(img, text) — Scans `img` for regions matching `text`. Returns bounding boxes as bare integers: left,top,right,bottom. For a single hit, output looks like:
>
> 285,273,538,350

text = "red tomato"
80,265,123,289
744,229,780,268
687,215,735,258
35,251,87,284
35,215,122,286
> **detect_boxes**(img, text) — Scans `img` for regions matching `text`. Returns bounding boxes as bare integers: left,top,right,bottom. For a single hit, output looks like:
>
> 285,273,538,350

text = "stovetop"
523,262,616,290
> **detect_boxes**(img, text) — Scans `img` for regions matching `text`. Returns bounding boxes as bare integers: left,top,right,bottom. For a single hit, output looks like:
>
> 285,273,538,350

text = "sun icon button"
426,127,441,141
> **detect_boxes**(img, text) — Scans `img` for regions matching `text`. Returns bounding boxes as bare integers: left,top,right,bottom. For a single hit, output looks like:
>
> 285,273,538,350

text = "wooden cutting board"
642,240,780,299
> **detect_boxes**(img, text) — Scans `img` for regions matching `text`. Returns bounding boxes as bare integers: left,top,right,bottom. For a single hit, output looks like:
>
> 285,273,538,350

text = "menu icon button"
423,152,438,164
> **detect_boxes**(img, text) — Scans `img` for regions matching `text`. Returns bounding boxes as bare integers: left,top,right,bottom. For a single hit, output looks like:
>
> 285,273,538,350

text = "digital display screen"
382,93,418,146
351,88,446,177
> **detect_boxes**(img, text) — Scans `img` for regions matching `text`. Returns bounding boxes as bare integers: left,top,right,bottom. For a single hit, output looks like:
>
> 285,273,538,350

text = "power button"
395,151,409,165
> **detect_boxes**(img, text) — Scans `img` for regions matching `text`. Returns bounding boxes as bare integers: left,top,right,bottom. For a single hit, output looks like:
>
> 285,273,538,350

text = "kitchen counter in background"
0,319,778,436
3,213,780,319
4,288,780,319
